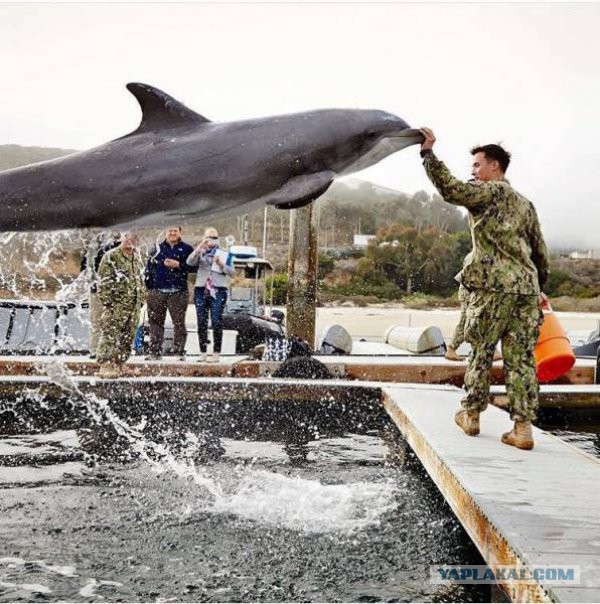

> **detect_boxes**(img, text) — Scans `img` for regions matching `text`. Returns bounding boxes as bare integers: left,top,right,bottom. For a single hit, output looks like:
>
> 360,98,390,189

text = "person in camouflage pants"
446,243,473,360
420,128,549,450
446,283,470,359
96,231,145,378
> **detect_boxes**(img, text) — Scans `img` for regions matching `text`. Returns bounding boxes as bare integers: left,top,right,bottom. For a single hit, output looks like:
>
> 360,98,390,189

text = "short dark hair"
470,144,511,173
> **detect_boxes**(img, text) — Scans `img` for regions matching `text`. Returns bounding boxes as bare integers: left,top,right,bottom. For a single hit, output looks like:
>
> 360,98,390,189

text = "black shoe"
145,353,162,361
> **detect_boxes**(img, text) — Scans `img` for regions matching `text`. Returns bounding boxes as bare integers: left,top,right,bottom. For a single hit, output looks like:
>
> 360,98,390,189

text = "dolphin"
0,83,424,231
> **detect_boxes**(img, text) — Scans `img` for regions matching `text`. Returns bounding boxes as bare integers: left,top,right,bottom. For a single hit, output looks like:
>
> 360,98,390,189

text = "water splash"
18,361,397,534
0,557,126,600
0,580,51,595
0,230,90,301
42,362,224,499
0,230,397,534
213,468,397,533
0,558,77,578
79,578,123,598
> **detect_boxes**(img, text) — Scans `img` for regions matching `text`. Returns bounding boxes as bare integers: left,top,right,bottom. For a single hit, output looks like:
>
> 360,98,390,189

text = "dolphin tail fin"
126,83,211,135
264,172,334,210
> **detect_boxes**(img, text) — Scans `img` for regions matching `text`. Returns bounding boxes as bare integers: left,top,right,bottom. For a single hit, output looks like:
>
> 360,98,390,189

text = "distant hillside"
0,144,76,170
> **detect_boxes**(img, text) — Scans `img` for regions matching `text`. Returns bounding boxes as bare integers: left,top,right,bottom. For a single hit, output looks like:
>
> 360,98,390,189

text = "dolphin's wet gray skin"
0,83,424,231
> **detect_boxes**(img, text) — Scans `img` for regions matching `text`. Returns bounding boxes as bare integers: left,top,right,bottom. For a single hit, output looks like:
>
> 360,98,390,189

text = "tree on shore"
354,226,472,296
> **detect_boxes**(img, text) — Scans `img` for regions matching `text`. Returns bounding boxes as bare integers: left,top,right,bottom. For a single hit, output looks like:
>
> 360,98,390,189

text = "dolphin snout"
395,128,425,143
385,127,425,151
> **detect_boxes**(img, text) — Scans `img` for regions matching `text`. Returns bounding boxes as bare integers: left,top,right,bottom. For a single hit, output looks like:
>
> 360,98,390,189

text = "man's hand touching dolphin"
420,127,436,152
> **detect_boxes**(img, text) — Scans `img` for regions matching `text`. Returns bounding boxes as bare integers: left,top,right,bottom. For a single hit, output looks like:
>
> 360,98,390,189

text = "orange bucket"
535,296,576,382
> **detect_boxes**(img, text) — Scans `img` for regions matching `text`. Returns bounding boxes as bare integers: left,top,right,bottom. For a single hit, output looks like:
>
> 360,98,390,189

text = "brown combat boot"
501,420,534,450
97,363,121,379
445,347,462,361
454,409,480,436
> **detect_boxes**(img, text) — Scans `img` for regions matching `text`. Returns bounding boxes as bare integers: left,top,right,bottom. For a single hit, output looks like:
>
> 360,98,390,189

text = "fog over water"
0,2,598,248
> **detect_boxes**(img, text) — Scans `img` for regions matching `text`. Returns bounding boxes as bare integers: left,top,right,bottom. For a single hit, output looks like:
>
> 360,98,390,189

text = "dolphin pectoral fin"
273,197,319,210
126,82,211,135
264,172,335,210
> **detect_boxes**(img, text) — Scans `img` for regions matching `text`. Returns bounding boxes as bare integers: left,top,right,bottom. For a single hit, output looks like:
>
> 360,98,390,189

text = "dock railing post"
286,203,319,348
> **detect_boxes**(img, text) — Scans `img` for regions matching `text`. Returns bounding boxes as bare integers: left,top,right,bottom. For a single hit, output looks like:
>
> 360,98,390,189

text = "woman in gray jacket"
186,227,235,362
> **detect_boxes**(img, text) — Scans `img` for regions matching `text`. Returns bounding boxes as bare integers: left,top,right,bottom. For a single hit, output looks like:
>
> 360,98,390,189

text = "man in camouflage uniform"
80,231,121,357
96,231,145,378
420,128,549,450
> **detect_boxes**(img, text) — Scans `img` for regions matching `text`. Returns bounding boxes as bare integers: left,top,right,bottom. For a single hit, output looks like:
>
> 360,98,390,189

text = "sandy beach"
179,304,600,342
309,306,600,341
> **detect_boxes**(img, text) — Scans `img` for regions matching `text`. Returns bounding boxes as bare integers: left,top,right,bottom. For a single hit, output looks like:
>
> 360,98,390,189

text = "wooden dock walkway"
383,384,600,602
0,354,595,386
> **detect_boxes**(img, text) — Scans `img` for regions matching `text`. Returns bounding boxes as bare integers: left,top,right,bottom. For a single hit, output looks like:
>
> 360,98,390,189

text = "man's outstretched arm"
420,127,494,210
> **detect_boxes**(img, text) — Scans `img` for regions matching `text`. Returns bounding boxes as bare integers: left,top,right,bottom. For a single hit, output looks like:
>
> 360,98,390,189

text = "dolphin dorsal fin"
126,82,211,133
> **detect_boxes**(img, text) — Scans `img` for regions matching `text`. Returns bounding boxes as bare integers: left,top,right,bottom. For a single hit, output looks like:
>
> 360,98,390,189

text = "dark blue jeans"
194,287,228,353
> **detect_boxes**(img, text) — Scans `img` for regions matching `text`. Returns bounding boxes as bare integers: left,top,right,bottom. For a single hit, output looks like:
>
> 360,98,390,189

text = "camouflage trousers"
449,284,470,350
462,290,542,422
96,302,141,365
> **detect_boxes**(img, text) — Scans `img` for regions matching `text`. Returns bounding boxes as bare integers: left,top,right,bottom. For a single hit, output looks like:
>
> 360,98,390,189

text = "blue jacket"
145,239,195,291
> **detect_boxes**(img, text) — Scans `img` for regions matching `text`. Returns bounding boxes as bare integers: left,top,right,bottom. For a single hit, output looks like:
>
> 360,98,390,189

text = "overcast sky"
0,1,598,248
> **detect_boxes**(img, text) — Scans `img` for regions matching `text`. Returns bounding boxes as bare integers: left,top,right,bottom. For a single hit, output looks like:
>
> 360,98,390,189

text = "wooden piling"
286,204,320,347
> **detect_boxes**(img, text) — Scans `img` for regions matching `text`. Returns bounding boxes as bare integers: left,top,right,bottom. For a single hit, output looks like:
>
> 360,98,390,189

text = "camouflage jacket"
423,151,549,294
97,246,145,308
455,214,474,284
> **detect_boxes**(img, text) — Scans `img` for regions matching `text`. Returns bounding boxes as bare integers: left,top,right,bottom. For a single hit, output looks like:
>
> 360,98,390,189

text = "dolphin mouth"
393,128,425,143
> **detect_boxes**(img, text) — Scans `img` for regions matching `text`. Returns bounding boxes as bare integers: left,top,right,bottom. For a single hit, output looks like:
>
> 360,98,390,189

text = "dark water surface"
542,421,600,460
537,407,600,460
0,427,488,603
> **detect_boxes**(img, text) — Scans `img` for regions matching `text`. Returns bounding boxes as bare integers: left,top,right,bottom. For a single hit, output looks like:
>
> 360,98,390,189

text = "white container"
318,324,353,355
385,325,445,355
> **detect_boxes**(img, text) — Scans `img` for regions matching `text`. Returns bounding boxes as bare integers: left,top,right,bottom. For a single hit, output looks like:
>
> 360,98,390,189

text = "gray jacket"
186,247,235,289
